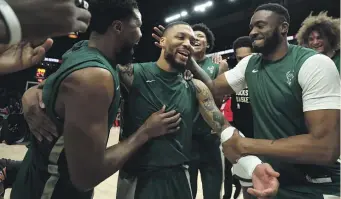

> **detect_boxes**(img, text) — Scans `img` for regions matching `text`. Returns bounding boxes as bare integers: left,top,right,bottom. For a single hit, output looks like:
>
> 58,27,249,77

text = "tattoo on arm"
194,79,230,136
118,64,134,90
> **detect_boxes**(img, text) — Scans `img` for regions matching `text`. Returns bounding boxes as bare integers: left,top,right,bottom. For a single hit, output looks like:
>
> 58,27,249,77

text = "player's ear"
160,37,166,48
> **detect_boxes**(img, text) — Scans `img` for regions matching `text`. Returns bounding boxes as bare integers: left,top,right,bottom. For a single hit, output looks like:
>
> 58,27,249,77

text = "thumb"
37,90,45,109
158,105,166,113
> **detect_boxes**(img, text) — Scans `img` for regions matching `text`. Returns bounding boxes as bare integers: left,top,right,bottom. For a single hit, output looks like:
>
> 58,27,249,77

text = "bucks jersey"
244,45,340,190
192,57,219,135
332,50,340,73
120,62,197,173
230,87,253,138
11,41,121,199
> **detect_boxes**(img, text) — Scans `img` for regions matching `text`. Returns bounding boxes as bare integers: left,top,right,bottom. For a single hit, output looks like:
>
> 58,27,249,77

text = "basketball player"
116,21,279,199
153,25,228,199
0,0,91,44
296,11,340,72
186,3,340,198
11,1,182,198
188,23,227,199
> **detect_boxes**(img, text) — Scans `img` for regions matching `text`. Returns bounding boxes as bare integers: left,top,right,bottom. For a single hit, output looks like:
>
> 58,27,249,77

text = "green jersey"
11,41,121,199
244,44,340,188
120,62,197,174
332,50,340,73
192,57,219,135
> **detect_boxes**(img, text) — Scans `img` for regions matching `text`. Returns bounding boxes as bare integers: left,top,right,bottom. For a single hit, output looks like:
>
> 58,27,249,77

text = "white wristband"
236,155,262,177
220,126,245,143
0,0,22,44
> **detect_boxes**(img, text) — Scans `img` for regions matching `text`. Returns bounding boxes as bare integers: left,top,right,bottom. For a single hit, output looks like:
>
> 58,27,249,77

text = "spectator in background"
296,11,340,72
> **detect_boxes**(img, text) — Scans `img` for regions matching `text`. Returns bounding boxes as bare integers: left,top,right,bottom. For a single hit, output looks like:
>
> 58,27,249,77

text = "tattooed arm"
193,79,231,136
117,64,135,91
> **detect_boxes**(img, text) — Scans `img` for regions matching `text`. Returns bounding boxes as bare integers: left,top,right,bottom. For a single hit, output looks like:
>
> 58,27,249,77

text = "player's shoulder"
301,53,336,69
64,67,113,92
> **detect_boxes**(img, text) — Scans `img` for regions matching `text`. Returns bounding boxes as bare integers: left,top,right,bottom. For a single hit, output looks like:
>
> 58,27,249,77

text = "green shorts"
189,134,223,199
116,165,193,199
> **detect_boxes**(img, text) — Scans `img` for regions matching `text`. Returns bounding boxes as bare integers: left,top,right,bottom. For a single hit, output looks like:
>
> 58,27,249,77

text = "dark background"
46,0,340,62
1,0,340,92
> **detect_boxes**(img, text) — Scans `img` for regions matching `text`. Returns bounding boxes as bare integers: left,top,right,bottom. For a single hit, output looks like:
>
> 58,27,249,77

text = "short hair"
296,11,340,51
233,36,253,52
89,0,139,34
191,23,215,53
254,3,290,24
163,21,190,36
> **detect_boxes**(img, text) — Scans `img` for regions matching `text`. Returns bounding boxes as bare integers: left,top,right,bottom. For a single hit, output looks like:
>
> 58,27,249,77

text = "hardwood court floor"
1,127,243,199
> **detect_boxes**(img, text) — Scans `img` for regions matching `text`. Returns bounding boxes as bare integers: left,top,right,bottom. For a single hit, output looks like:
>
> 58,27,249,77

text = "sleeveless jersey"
120,62,197,174
11,41,121,199
245,44,340,186
192,57,219,135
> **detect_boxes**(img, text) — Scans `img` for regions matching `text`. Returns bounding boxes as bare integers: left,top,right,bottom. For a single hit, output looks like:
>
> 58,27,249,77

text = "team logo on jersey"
286,71,294,86
207,66,214,74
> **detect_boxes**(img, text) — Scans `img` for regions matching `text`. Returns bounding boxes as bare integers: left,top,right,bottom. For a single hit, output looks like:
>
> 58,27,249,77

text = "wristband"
0,0,22,44
236,155,262,177
220,126,245,143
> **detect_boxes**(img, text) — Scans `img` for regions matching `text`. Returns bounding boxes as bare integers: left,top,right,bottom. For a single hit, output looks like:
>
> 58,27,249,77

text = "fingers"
166,116,181,129
265,167,280,178
154,42,162,49
31,129,43,142
157,105,166,113
31,39,54,65
39,129,54,142
158,25,165,31
160,109,177,118
74,8,91,32
31,46,46,65
152,33,161,42
153,27,164,37
36,89,45,109
40,39,54,52
247,187,277,198
167,126,180,133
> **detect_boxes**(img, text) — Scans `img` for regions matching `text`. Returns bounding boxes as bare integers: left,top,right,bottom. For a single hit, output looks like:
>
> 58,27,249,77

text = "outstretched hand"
152,25,165,48
0,39,53,74
248,163,280,198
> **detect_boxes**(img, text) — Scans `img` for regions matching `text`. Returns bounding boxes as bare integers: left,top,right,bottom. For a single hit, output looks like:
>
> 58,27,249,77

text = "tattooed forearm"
194,79,231,136
212,111,226,132
118,64,134,89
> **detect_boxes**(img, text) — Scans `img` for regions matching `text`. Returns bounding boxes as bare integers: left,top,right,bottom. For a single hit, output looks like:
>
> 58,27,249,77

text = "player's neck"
156,58,178,73
88,32,117,63
156,51,179,73
262,39,289,61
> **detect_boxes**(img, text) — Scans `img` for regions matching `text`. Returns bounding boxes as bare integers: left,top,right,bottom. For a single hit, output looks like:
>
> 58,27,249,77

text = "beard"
117,43,134,65
253,28,281,55
164,48,186,72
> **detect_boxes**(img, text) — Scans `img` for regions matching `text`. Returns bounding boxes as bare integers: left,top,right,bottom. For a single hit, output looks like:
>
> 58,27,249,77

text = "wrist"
239,137,249,156
135,126,150,143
